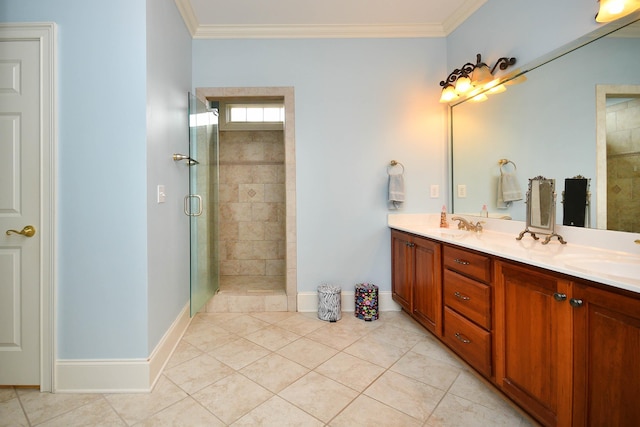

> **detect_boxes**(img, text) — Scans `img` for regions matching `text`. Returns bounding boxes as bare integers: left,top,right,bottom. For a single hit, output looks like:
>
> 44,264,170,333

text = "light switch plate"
157,185,166,203
430,184,439,198
457,184,467,198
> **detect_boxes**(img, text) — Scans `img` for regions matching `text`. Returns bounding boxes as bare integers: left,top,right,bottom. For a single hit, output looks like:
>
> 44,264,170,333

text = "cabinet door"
391,230,413,312
412,236,441,335
572,283,640,427
494,262,572,427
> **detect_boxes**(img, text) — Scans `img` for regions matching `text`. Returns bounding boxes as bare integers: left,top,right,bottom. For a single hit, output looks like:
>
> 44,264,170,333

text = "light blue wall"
447,0,600,72
3,0,192,358
193,38,449,293
145,0,192,354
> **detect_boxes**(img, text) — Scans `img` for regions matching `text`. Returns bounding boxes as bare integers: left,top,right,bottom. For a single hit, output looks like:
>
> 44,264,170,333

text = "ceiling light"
596,0,640,22
487,84,506,95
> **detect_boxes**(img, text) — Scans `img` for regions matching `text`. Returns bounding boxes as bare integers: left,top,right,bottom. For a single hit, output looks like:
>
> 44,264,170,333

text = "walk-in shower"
191,87,297,313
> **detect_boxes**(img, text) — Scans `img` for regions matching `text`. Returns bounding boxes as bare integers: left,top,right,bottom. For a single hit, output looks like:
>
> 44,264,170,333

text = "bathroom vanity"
389,214,640,427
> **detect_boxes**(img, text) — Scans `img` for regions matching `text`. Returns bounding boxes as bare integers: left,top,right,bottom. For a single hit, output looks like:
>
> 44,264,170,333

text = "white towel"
497,176,508,209
498,171,522,208
388,173,405,209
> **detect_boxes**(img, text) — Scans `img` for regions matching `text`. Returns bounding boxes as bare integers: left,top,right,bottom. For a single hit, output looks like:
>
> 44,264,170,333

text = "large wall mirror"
451,15,640,232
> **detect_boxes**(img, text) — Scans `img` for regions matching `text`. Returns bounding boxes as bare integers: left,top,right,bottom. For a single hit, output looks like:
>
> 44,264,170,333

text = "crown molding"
442,0,488,35
192,23,446,39
175,0,487,39
174,0,199,37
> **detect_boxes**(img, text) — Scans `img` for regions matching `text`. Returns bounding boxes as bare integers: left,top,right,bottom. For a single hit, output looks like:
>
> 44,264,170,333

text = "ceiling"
174,0,488,39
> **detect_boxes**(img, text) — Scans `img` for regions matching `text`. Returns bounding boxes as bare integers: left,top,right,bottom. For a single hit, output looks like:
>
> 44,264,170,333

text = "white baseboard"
297,290,401,313
55,303,191,393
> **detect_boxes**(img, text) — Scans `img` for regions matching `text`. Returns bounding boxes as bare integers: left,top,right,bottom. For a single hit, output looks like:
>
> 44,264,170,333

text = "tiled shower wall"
218,130,286,285
606,97,640,232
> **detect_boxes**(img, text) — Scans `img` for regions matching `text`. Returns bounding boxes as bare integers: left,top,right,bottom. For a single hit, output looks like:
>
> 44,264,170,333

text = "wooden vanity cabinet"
442,246,492,377
391,227,640,427
494,261,573,427
391,230,442,335
391,230,413,312
572,282,640,427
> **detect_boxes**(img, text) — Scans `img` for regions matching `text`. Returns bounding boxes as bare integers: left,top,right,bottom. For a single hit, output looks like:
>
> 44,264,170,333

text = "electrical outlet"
457,184,467,198
430,184,439,198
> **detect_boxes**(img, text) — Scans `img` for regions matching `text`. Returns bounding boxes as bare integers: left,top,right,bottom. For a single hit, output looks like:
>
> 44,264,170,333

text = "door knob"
6,225,36,237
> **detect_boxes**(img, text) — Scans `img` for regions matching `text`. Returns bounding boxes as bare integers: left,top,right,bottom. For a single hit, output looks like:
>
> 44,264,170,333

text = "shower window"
221,102,285,131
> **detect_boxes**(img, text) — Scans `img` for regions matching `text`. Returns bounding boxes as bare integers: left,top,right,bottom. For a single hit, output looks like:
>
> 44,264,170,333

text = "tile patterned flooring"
218,276,285,295
1,311,539,426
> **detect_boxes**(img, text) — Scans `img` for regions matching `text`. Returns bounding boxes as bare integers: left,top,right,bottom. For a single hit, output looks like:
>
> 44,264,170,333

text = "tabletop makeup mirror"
517,177,566,244
450,14,640,233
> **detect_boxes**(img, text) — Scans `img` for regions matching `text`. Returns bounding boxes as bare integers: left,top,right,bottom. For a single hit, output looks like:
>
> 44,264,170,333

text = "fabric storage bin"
317,284,342,322
355,283,378,321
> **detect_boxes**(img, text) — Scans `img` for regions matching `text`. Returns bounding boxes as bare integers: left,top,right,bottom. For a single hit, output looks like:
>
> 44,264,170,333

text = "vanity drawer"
444,269,491,329
443,307,492,377
443,245,491,283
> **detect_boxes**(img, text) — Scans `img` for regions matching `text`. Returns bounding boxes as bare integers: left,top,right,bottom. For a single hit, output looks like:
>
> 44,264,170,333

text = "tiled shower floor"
1,311,539,426
206,276,288,312
218,276,286,295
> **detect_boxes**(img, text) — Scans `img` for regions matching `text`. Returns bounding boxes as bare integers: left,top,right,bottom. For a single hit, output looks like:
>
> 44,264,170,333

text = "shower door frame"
188,92,220,316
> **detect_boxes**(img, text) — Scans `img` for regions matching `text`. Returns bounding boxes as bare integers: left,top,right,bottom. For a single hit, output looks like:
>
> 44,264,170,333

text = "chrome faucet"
451,216,484,232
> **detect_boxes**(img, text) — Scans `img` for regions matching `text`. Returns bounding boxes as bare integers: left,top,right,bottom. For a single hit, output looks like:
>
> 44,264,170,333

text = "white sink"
557,254,640,282
420,227,470,239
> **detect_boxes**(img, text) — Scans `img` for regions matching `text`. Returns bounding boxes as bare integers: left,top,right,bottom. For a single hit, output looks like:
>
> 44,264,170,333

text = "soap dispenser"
481,204,488,218
440,205,449,228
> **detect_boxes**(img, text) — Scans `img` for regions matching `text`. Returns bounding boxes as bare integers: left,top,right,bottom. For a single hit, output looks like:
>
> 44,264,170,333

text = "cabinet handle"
405,242,415,248
454,332,471,344
454,258,470,265
553,292,567,302
454,291,471,301
569,298,584,308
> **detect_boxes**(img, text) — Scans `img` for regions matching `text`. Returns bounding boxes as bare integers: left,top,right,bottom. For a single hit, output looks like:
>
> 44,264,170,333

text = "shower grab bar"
184,195,203,217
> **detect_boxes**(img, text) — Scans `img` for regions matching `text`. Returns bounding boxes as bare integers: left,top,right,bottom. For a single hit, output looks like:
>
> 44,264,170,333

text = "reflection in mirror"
451,17,640,233
517,177,566,244
531,178,554,229
596,85,640,232
562,176,590,227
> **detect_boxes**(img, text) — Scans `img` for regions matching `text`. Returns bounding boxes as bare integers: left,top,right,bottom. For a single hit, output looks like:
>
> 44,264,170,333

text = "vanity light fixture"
596,0,640,22
439,54,517,103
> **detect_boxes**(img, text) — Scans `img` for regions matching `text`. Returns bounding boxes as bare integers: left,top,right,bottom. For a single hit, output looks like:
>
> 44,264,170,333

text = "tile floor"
207,277,288,312
218,276,285,295
1,311,539,426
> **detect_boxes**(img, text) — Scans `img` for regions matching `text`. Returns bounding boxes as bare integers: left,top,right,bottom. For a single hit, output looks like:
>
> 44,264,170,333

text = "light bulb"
606,0,625,14
455,76,472,94
596,0,640,22
439,86,458,103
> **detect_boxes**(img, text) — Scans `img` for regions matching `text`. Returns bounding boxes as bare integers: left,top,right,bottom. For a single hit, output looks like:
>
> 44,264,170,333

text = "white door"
0,38,42,386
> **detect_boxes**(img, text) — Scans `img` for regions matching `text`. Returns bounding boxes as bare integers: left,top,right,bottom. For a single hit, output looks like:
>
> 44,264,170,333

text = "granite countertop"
388,213,640,295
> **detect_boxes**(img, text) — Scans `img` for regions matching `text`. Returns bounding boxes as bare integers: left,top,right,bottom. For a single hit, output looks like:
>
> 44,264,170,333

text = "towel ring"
388,160,405,175
498,158,516,174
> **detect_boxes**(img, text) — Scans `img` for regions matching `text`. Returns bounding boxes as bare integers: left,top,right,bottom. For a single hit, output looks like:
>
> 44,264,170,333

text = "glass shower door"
188,92,220,316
